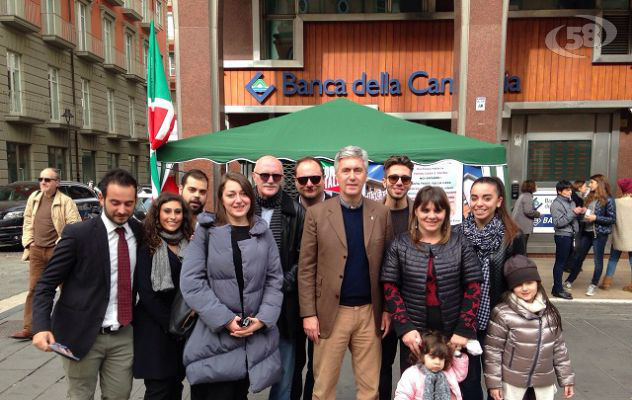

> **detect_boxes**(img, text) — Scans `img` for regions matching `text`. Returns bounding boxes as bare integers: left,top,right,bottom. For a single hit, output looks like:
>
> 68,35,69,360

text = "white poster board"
532,190,557,233
409,160,464,225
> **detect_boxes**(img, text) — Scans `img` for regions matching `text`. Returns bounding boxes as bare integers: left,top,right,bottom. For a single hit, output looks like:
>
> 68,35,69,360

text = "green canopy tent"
157,99,505,165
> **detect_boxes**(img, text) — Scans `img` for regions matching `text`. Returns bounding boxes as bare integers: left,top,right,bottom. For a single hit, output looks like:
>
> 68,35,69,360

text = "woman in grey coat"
511,180,540,246
180,172,284,400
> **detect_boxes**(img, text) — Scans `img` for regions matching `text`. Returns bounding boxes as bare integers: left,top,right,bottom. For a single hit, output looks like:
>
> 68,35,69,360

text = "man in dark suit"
32,169,142,399
298,146,393,400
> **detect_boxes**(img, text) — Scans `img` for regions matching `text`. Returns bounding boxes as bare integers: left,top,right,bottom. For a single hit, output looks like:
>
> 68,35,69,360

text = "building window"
107,152,119,171
527,140,592,182
168,52,176,75
76,1,88,51
80,78,91,128
103,17,114,63
143,40,149,66
129,154,139,181
125,31,134,71
48,67,61,121
167,11,174,40
81,151,96,184
156,0,163,25
128,96,135,137
7,51,22,114
262,1,294,60
600,14,632,55
141,0,149,20
48,147,68,180
107,89,116,133
7,142,30,183
508,0,595,10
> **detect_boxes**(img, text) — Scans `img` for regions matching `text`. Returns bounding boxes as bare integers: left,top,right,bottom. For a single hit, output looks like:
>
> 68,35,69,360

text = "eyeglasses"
38,177,57,183
387,174,412,185
254,172,283,183
296,176,322,185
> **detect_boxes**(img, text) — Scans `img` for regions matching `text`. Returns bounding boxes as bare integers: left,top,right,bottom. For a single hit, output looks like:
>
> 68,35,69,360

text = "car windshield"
0,184,38,201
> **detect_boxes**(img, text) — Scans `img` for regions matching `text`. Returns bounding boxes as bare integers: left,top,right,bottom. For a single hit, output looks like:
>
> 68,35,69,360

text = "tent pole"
208,0,225,198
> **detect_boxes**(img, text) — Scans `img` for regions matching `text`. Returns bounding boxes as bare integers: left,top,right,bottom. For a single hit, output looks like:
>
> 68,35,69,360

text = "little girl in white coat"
394,332,469,400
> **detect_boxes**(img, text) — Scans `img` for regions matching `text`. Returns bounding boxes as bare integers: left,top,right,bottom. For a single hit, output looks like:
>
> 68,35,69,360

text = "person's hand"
584,214,597,222
564,385,574,398
231,318,264,337
448,333,468,350
225,316,245,334
32,331,55,352
490,388,503,400
303,316,320,344
402,330,422,360
381,312,391,338
572,207,583,214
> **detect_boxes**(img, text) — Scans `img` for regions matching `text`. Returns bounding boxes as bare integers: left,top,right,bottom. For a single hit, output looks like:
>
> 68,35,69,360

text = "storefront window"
527,140,592,182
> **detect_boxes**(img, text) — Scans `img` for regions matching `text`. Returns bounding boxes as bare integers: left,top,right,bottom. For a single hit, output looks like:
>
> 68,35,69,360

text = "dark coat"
32,216,143,359
380,229,483,338
181,214,284,393
584,197,616,236
133,245,185,380
278,192,305,339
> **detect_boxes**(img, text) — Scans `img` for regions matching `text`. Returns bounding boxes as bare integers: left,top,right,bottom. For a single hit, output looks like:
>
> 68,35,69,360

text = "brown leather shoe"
598,276,613,290
10,329,33,340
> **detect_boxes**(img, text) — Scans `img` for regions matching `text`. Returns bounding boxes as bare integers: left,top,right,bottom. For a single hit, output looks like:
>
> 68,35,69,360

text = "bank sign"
246,71,522,104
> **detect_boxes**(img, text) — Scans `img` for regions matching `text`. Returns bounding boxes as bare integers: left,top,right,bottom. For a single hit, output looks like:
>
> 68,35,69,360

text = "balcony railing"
5,90,48,124
122,0,142,20
42,12,76,49
0,0,40,32
104,48,127,74
77,31,104,63
124,57,146,83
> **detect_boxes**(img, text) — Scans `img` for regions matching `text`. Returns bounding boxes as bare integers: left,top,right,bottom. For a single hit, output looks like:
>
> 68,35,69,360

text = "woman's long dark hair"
585,174,612,207
410,331,454,371
471,176,520,244
215,172,256,227
410,186,451,245
502,283,563,334
144,192,194,255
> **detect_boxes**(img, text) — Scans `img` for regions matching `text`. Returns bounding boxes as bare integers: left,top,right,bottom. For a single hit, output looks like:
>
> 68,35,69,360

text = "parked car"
133,192,153,221
0,181,101,247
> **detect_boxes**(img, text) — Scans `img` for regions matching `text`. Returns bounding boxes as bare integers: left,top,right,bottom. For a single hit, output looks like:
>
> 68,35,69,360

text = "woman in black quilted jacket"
380,186,483,374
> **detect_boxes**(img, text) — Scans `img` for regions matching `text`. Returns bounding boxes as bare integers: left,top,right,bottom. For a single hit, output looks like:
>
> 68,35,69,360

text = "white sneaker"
564,281,572,290
586,284,597,296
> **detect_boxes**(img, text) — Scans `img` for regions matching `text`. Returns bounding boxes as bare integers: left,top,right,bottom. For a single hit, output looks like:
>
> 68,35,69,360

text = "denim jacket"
583,197,616,236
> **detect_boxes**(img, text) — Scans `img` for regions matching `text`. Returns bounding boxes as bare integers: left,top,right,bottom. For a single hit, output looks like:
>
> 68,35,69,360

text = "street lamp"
62,108,80,182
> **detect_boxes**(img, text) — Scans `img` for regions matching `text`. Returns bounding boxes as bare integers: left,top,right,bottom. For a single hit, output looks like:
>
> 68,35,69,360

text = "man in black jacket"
32,169,143,399
252,155,304,400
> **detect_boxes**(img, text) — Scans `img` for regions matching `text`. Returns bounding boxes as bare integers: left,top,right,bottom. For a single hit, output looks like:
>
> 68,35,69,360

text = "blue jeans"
566,231,608,286
269,337,295,400
553,235,574,292
606,249,632,277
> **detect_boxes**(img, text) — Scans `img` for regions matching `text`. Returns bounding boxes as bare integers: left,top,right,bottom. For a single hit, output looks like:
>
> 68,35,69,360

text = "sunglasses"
387,174,412,185
254,172,283,183
296,176,322,185
38,177,57,183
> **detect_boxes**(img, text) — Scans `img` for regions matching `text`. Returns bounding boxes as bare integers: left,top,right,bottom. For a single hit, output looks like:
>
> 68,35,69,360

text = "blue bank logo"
246,73,276,104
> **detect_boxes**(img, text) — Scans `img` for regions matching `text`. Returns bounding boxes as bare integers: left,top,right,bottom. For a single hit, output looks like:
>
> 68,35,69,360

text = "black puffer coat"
380,228,483,337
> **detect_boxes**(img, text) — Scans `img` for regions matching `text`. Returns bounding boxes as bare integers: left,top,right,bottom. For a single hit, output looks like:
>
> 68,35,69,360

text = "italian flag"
147,21,175,198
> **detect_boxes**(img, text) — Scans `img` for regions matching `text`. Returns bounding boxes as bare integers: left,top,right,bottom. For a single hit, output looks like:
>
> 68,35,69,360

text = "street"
1,249,631,399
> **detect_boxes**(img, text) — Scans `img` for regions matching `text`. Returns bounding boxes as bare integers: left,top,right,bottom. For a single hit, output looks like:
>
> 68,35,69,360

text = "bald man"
252,156,305,400
11,168,81,339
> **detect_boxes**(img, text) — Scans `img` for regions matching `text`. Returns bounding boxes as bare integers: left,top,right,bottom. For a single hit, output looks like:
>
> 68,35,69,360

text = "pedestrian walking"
484,255,575,400
564,174,616,296
133,193,194,399
511,180,540,247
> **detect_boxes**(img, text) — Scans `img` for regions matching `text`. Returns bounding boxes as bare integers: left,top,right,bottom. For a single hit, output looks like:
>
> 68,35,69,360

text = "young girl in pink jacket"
394,332,469,400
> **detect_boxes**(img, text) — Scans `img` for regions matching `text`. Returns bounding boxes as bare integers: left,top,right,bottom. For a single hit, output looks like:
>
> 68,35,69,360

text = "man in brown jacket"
11,168,80,339
299,146,392,400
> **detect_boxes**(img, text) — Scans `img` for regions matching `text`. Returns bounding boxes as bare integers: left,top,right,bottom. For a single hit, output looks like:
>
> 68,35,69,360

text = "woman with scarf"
133,192,194,399
458,176,526,400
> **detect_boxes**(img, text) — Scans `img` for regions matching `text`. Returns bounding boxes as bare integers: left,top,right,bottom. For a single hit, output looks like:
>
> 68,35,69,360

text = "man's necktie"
115,227,132,326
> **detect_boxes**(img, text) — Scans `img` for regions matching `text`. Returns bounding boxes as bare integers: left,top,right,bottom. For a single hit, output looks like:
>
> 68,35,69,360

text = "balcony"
0,0,40,33
124,57,146,83
76,32,105,63
42,13,76,49
122,0,142,21
4,90,48,125
140,12,154,31
103,48,126,74
104,0,124,5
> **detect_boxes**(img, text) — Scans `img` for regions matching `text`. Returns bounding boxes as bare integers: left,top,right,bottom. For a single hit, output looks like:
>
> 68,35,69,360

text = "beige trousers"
312,304,381,400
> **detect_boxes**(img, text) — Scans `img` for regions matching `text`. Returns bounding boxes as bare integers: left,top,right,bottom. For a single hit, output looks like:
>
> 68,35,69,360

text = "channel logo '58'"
545,15,617,58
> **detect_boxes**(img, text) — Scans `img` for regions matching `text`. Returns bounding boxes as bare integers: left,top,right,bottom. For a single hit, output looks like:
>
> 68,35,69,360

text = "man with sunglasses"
291,156,331,400
11,168,80,340
252,155,305,400
378,155,415,399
